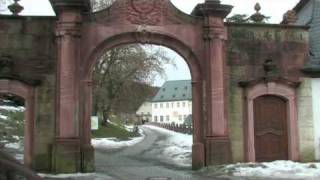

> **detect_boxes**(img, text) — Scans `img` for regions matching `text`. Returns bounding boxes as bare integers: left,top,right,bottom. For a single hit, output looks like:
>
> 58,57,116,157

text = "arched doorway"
52,0,233,173
80,33,204,170
0,79,35,167
242,80,300,162
253,95,288,162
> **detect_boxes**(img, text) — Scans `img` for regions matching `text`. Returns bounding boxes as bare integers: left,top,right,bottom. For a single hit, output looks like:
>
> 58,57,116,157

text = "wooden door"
253,95,288,162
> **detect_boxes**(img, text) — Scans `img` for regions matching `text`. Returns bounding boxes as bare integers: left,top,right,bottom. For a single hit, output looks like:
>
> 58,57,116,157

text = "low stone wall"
146,122,193,135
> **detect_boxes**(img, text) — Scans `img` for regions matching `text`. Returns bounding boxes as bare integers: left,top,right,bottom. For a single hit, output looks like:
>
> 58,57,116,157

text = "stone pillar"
51,0,88,173
193,0,233,165
192,81,205,170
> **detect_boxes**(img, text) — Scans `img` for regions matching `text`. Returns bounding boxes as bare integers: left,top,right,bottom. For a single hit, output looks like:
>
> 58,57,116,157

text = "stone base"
192,142,205,170
81,144,95,172
205,136,232,165
52,138,81,173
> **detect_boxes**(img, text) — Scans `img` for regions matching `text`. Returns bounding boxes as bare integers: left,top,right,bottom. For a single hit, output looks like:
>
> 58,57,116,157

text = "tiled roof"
152,80,192,102
293,0,311,13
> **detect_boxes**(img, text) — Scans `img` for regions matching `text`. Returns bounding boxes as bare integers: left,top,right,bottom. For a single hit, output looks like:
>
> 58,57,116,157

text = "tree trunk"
102,110,109,127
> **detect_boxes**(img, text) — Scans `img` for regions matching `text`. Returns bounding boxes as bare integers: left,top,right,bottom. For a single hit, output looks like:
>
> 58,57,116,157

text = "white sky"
3,0,300,23
0,0,300,86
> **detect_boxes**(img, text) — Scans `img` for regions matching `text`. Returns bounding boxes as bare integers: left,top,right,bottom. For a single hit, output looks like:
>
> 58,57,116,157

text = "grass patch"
91,123,139,140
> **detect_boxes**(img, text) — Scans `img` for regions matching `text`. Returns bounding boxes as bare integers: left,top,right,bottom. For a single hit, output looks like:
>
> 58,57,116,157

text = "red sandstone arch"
79,32,205,169
52,0,233,172
0,79,35,168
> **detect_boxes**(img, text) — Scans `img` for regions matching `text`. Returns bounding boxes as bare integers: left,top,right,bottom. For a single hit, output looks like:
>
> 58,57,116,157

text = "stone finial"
250,2,266,23
282,10,298,25
8,0,24,16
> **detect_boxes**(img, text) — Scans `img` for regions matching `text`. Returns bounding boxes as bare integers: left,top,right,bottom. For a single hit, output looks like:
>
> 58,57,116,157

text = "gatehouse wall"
0,15,56,171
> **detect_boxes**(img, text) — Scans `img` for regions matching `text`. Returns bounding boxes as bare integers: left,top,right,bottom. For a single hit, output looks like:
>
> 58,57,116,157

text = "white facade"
312,78,320,160
136,101,152,121
151,100,192,125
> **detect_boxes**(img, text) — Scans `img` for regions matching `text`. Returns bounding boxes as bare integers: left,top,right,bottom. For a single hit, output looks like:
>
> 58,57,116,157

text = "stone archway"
0,79,35,168
51,0,233,173
80,32,204,170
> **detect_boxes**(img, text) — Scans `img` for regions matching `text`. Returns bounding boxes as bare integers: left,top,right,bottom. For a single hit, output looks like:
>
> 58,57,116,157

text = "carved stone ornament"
0,54,14,76
126,0,163,25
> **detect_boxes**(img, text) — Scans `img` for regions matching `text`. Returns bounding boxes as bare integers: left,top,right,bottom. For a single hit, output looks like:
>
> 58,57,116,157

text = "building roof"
293,0,311,13
152,80,192,102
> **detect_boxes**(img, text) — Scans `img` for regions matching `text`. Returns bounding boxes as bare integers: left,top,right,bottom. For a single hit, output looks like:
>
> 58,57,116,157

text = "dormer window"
174,87,178,90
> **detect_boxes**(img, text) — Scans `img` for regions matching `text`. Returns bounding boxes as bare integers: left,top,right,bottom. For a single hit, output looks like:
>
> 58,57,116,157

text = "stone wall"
0,15,56,171
297,78,315,161
226,23,313,162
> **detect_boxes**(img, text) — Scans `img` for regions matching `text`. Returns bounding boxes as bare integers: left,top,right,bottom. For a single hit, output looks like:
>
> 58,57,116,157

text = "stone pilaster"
193,0,233,165
52,2,84,173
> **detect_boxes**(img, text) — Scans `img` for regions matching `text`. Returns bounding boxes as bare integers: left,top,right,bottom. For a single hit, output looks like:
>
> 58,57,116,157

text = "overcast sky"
3,0,300,23
1,0,301,86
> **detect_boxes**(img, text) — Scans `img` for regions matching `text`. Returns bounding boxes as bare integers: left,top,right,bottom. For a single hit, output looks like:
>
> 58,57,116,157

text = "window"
183,115,187,120
154,103,158,108
184,86,188,90
161,95,164,99
175,87,178,90
177,102,180,108
160,116,164,122
166,103,169,108
172,94,176,98
179,115,182,121
154,116,158,122
162,88,166,92
182,102,186,107
160,103,163,108
182,94,186,97
166,115,170,121
171,102,174,108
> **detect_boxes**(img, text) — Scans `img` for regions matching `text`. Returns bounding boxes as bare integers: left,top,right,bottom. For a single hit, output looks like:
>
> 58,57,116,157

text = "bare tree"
93,44,173,125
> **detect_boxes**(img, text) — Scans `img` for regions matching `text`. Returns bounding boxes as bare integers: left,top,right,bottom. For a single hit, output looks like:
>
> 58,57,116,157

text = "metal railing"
146,122,193,134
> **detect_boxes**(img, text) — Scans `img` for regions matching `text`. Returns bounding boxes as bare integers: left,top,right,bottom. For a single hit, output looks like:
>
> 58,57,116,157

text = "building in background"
151,80,192,125
291,0,320,161
293,0,320,59
136,100,152,124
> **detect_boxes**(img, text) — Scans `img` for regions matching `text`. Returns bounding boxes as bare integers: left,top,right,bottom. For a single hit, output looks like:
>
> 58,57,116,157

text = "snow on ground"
0,106,25,112
225,161,320,179
92,129,145,150
0,114,7,120
39,173,115,180
142,125,192,167
5,142,21,149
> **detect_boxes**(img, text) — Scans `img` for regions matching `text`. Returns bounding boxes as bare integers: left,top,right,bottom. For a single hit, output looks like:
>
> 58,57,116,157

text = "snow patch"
92,129,145,150
227,161,320,178
39,173,114,179
143,125,192,167
0,114,8,120
5,142,21,149
0,106,25,112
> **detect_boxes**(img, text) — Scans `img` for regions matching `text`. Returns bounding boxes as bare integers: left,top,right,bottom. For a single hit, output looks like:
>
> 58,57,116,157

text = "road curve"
94,126,223,180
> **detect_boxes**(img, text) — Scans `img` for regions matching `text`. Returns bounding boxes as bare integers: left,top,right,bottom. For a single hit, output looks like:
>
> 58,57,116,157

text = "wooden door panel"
254,95,288,162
